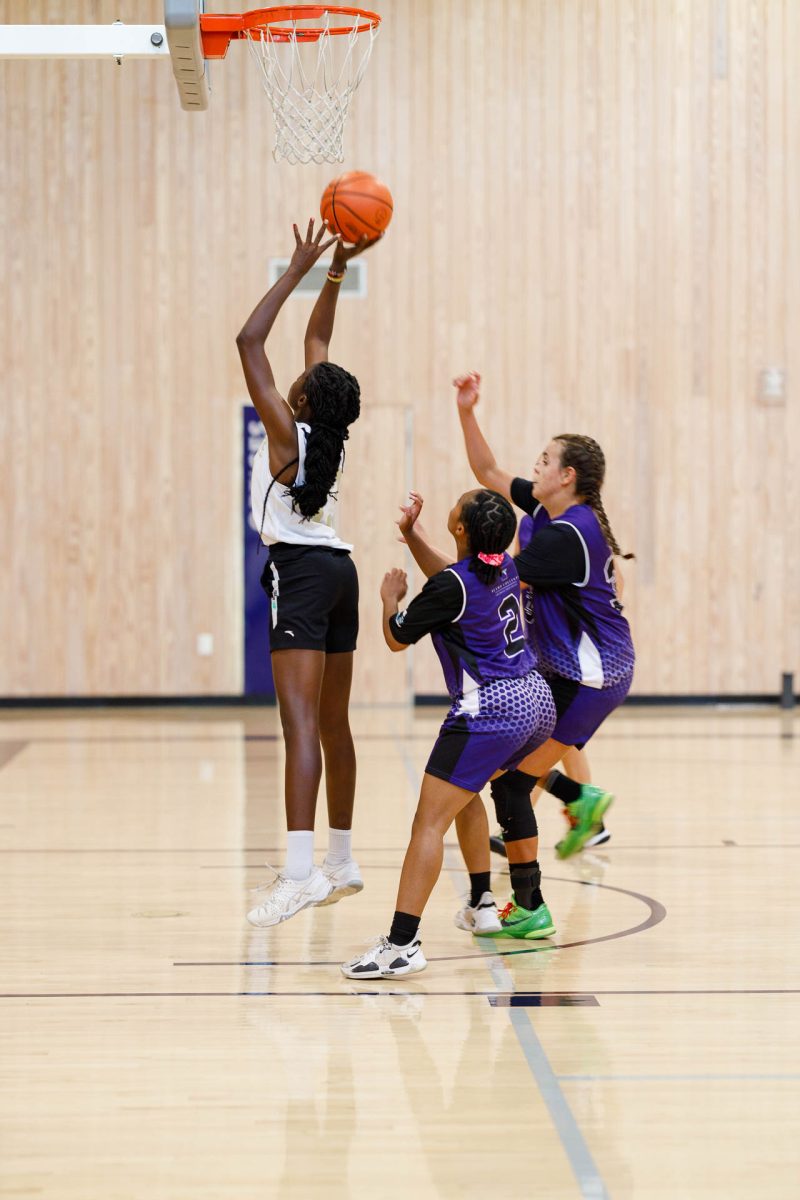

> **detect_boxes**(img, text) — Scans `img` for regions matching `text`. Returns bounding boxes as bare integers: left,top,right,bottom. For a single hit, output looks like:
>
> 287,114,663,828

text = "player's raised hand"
380,568,408,605
331,232,384,271
396,491,424,541
453,371,482,411
289,219,338,276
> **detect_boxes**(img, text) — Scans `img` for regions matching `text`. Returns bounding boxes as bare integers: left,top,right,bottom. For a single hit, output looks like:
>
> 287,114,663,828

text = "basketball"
320,171,393,243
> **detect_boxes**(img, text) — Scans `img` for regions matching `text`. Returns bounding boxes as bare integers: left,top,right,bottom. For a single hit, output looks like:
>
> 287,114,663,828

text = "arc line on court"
174,875,666,968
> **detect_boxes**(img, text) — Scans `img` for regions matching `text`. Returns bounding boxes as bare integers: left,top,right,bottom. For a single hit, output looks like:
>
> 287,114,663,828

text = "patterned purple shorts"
547,672,633,747
425,671,557,793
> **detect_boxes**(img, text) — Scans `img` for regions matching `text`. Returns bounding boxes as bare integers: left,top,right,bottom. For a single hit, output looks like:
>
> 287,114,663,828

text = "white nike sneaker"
246,867,332,927
316,857,364,907
453,891,502,934
341,936,427,979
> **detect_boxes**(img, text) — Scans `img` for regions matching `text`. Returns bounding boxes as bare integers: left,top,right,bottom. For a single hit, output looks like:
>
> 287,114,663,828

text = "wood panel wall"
1,0,798,698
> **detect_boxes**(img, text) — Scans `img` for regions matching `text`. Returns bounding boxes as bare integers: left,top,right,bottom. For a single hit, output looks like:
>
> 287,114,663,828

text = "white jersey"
250,422,352,550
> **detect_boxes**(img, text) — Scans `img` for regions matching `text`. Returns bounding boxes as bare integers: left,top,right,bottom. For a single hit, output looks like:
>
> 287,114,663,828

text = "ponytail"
289,362,361,519
555,434,635,560
460,490,517,584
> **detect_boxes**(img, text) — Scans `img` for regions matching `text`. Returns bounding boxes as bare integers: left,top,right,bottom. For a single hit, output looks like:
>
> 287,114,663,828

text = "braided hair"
554,434,634,560
288,362,361,518
460,489,517,584
259,362,361,544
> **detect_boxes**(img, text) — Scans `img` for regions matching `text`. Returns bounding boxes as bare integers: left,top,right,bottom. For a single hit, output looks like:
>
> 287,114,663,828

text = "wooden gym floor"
1,703,799,1199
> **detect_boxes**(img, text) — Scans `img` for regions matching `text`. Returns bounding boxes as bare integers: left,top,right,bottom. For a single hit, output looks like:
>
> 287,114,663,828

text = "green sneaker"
556,785,614,859
483,897,556,940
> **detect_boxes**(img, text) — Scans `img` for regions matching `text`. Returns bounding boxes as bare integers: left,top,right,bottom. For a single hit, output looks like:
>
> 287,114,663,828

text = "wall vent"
268,258,367,298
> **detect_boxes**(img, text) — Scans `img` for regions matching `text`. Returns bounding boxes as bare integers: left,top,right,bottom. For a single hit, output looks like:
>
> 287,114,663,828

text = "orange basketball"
320,171,393,243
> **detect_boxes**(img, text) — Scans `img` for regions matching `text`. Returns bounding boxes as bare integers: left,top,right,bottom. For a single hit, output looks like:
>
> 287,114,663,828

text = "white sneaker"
341,936,427,979
315,857,364,907
454,891,502,934
246,867,332,928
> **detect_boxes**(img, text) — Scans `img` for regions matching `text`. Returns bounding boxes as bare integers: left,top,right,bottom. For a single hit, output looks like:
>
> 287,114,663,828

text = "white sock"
325,827,352,865
283,831,315,880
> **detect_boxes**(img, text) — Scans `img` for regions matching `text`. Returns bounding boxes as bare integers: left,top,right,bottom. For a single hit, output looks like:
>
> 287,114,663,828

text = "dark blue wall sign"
243,406,275,697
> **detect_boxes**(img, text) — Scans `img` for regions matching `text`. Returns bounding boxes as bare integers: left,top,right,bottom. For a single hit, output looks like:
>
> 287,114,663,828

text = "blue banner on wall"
243,406,275,697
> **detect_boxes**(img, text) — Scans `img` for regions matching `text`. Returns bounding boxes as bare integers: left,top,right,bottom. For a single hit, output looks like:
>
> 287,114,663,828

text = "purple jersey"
517,512,538,655
518,513,535,550
512,482,635,688
389,553,535,702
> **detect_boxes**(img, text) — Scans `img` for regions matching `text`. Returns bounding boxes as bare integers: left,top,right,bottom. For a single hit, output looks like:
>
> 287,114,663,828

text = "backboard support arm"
0,3,210,110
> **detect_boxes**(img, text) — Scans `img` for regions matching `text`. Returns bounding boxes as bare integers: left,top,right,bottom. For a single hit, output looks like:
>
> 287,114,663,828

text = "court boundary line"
1,730,796,745
3,843,799,853
4,988,800,999
0,693,796,708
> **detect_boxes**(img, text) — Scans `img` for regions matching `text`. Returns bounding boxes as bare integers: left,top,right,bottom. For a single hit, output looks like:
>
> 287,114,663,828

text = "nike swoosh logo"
406,947,419,958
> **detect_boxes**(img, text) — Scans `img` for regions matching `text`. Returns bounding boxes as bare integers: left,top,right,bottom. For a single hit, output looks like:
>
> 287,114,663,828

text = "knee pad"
490,770,538,843
489,774,510,830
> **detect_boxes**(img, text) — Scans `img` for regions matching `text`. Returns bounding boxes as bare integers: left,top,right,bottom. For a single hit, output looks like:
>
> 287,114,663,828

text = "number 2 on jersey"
498,594,526,657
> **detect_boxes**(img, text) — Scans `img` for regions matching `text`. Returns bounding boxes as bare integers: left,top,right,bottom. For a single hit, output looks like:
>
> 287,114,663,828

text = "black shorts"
261,543,359,654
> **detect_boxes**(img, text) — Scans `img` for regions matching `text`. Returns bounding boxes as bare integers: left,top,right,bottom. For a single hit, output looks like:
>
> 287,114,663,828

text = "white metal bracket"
0,24,170,59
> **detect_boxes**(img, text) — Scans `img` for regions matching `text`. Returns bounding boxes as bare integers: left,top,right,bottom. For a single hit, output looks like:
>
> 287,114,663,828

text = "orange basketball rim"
199,6,382,59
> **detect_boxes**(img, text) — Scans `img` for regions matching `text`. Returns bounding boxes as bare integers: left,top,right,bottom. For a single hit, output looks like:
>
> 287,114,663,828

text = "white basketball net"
245,11,379,165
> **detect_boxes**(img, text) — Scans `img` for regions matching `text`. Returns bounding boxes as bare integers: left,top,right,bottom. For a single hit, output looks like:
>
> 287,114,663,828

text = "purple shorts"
546,672,633,747
425,671,557,793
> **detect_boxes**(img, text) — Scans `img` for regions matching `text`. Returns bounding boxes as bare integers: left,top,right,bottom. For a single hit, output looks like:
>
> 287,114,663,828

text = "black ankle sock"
389,910,420,947
544,769,582,805
509,860,543,912
469,871,492,908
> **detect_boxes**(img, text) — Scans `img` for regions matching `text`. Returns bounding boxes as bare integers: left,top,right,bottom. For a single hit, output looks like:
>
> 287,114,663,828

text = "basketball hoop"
200,6,381,164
